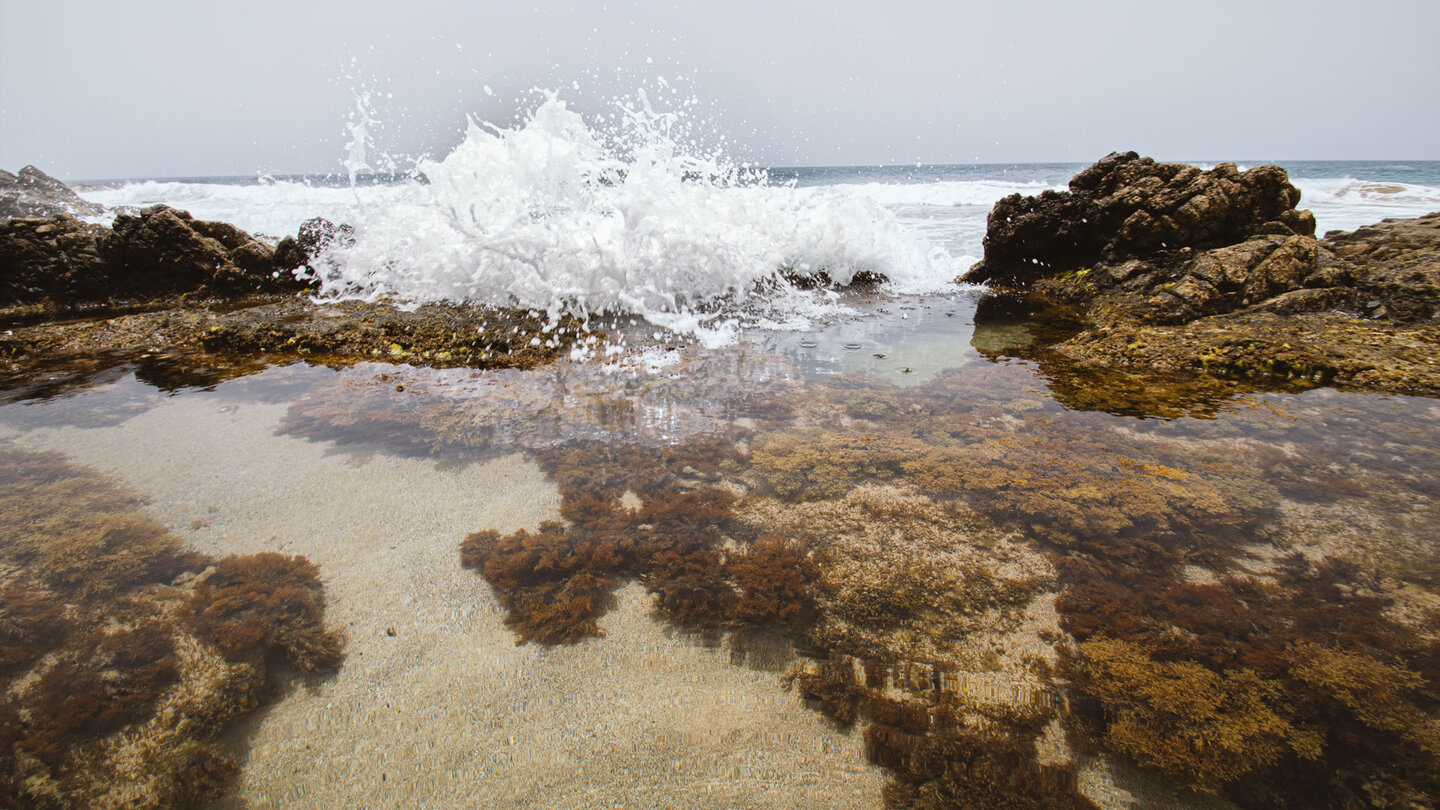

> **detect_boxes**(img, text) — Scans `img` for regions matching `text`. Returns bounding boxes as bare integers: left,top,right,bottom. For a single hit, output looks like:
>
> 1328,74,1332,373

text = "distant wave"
1293,176,1440,233
830,179,1062,208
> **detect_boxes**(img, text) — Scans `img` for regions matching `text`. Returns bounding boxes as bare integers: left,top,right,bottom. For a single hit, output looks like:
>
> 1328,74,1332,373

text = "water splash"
316,90,961,345
343,90,377,187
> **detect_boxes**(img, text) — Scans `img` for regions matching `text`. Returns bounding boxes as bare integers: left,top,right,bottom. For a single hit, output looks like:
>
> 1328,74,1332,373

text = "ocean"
77,159,1440,286
73,146,1440,350
6,97,1440,809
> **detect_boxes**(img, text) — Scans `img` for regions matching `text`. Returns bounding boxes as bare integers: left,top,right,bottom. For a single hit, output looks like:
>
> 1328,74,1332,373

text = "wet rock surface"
0,297,585,401
967,153,1440,399
1,206,584,395
0,165,105,219
272,216,355,274
1,206,313,310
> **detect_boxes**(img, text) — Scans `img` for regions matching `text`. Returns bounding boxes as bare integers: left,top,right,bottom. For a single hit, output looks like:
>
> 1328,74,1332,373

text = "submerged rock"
966,152,1440,400
0,165,105,219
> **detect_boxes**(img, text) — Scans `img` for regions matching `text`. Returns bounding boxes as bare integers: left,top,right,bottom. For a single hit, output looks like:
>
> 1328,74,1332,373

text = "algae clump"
0,446,345,809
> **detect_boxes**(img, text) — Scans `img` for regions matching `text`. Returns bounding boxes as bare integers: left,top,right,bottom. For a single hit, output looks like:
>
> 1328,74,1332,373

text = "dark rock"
779,267,888,290
0,216,113,305
1,205,314,309
106,205,305,298
982,210,1440,398
273,217,355,274
0,165,106,219
967,152,1313,286
1326,213,1440,323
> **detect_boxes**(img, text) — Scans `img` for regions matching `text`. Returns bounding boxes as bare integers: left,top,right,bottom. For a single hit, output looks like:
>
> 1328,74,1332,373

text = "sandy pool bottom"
1,394,884,809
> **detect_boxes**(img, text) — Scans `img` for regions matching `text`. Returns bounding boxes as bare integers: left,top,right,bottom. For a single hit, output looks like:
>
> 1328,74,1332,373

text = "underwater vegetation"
182,552,345,675
865,696,1093,810
460,433,1098,806
0,447,344,809
738,485,1052,669
460,438,817,644
261,338,1440,807
1061,553,1440,807
749,373,1281,565
810,368,1440,806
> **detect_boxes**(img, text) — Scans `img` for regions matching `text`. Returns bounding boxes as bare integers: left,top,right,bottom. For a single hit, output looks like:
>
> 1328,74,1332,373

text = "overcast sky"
2,0,1437,180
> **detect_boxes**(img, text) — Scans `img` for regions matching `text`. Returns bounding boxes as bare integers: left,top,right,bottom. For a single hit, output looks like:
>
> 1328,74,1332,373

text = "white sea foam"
1294,177,1440,234
316,93,962,344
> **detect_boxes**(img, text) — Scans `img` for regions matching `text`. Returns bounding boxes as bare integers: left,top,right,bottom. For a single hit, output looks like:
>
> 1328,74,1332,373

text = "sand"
2,392,884,809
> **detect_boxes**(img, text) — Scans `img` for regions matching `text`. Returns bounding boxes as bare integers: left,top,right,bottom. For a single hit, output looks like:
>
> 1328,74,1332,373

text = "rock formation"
0,165,105,219
0,205,312,308
0,204,586,396
273,216,355,274
968,151,1315,287
966,153,1440,400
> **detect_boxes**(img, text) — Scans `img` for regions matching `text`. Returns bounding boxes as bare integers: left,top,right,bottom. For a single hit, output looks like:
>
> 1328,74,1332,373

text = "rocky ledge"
0,165,106,219
0,204,583,397
965,152,1440,400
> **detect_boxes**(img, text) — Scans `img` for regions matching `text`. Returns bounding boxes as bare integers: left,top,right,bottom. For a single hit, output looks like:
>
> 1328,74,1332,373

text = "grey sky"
2,0,1437,180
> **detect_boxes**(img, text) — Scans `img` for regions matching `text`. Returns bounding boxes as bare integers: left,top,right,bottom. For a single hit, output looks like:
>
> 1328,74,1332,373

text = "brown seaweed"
0,446,345,808
183,552,345,674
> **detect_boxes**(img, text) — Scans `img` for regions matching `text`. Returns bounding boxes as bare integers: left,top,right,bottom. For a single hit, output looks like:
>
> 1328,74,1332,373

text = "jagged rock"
967,152,1314,287
966,154,1440,400
1024,213,1440,329
0,216,113,305
1328,213,1440,322
273,217,354,274
1066,232,1336,326
0,206,314,308
105,205,304,298
0,165,105,219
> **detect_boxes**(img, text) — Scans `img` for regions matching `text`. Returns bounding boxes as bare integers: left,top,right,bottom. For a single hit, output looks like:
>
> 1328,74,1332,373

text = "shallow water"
3,293,1438,808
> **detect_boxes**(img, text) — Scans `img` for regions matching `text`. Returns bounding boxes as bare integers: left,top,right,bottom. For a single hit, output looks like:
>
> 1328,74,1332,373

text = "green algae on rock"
0,447,345,809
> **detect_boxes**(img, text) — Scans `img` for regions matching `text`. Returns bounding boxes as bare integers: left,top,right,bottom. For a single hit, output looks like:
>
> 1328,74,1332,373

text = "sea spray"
343,89,377,187
313,91,961,345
